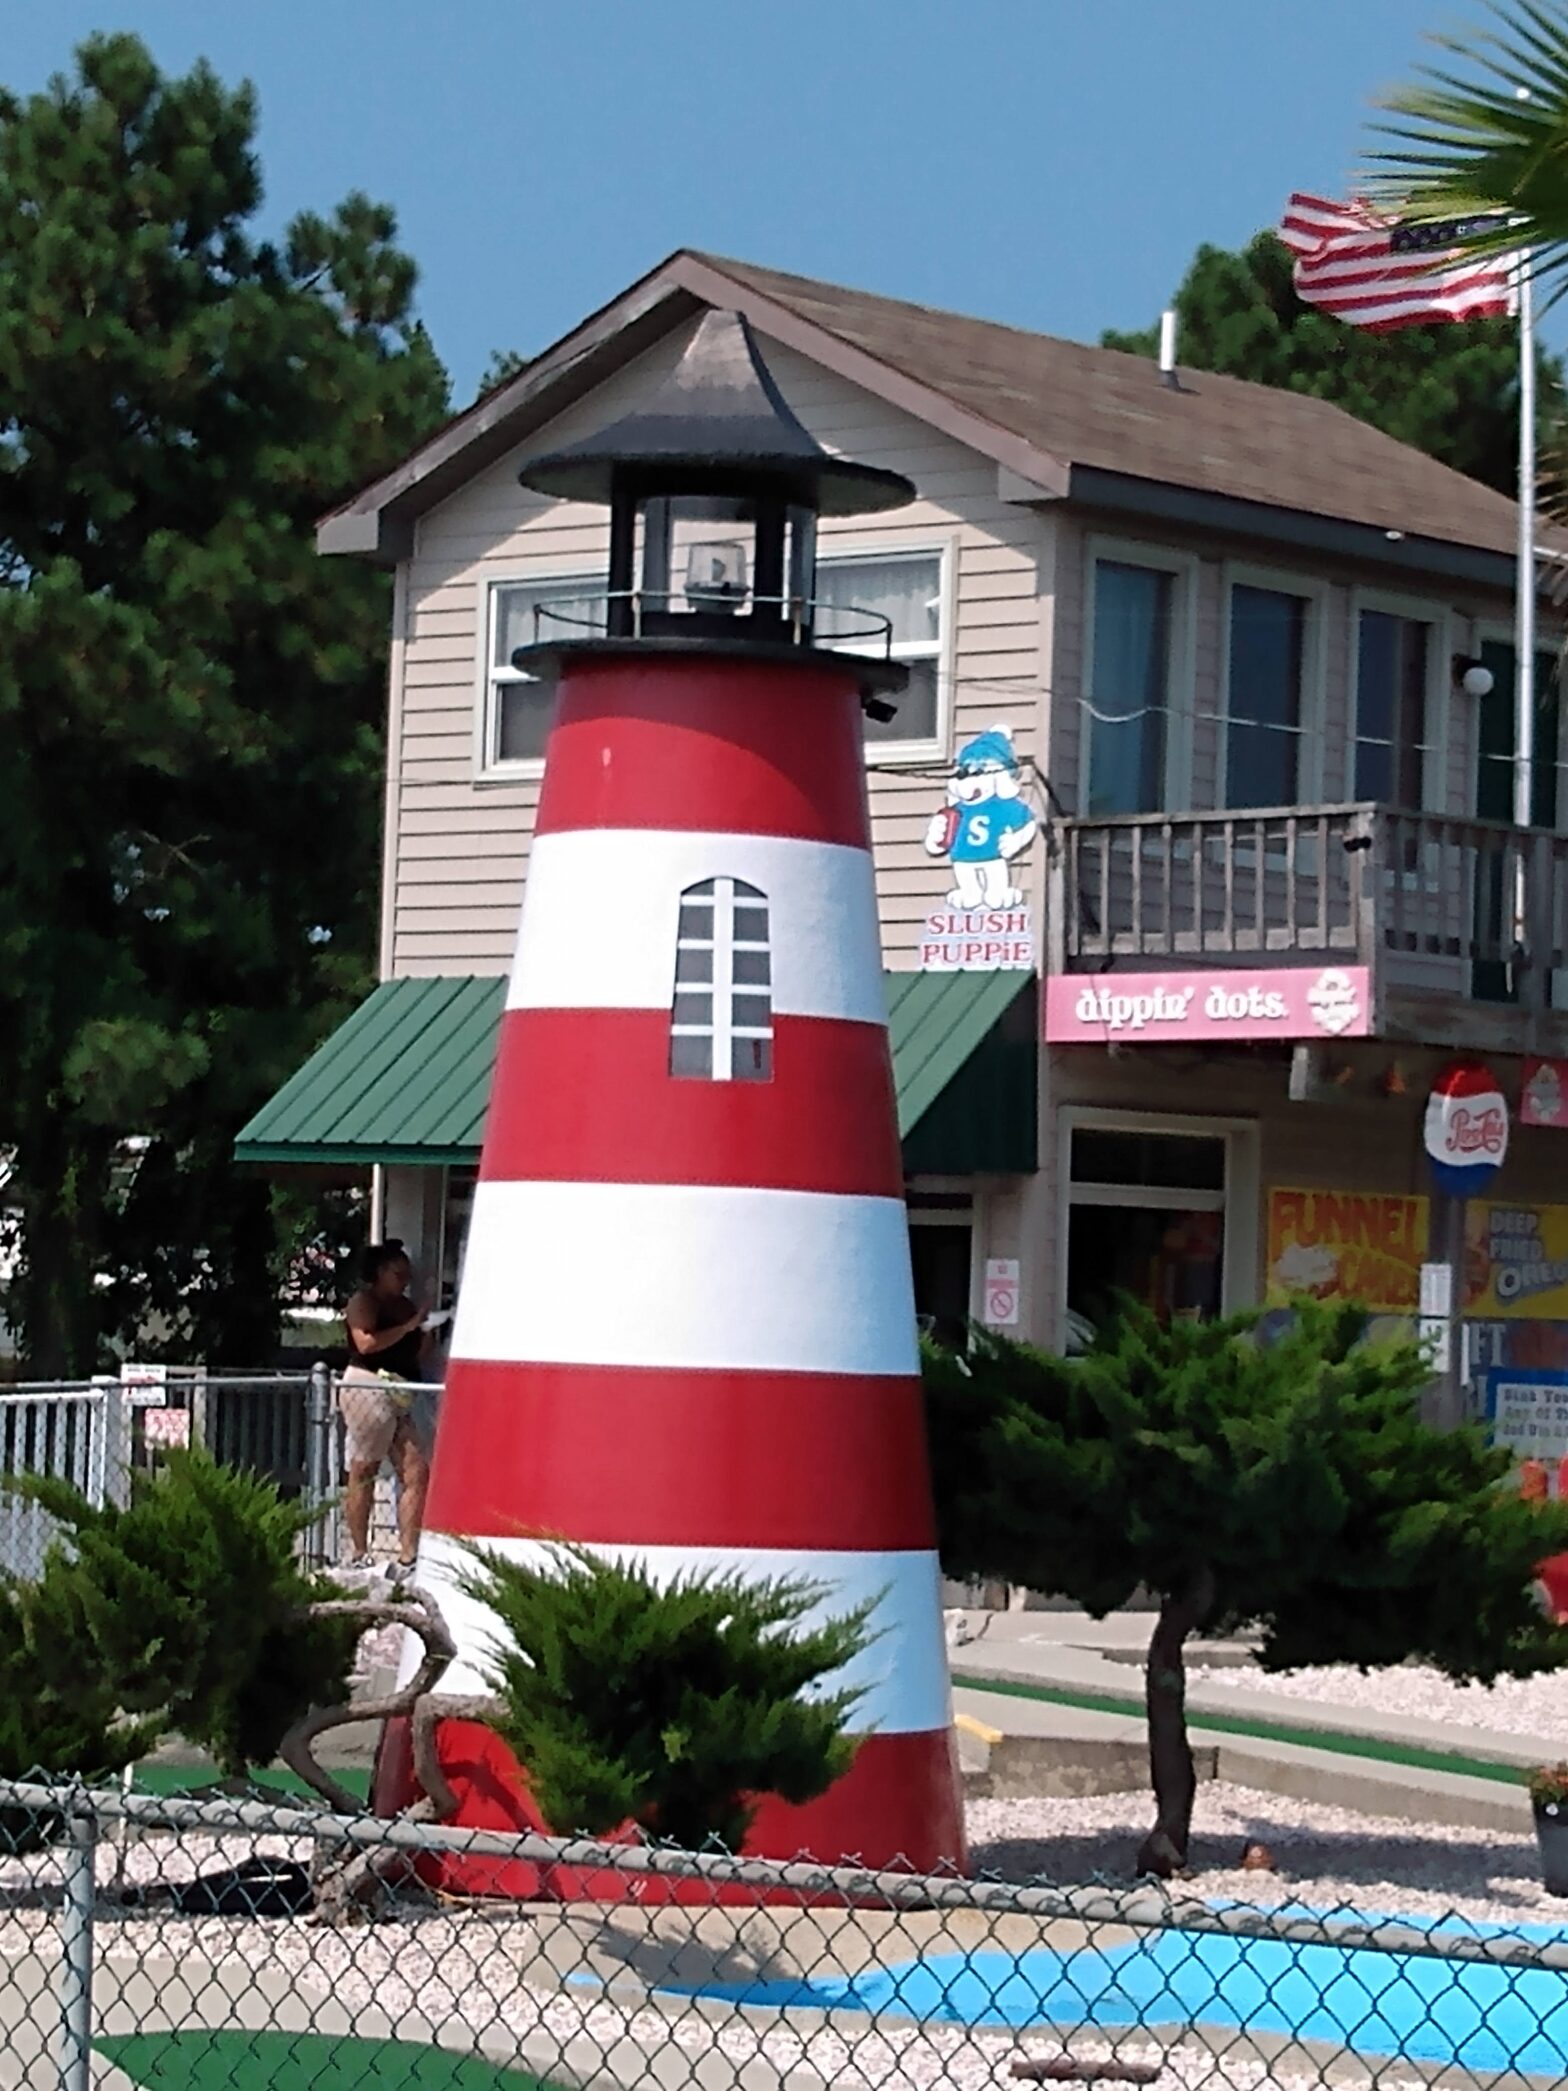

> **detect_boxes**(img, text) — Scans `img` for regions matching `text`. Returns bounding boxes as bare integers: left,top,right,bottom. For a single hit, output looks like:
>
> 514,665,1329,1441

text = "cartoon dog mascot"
923,724,1036,908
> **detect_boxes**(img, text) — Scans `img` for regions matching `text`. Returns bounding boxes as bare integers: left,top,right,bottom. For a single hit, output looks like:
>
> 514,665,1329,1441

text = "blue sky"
5,1,1520,402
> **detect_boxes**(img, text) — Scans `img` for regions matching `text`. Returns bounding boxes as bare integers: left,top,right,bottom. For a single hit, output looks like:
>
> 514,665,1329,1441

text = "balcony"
1053,805,1568,1052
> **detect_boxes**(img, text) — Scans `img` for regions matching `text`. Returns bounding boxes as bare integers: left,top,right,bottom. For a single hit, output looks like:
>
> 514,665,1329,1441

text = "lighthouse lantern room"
381,309,968,1885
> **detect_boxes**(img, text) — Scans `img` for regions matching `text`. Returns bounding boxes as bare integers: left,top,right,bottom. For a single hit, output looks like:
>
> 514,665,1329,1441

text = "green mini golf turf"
127,1764,372,1802
96,2030,561,2091
955,1672,1524,1786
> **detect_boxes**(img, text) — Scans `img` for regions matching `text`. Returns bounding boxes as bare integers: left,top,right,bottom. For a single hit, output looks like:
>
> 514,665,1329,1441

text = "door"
1473,640,1561,1001
1062,1121,1230,1350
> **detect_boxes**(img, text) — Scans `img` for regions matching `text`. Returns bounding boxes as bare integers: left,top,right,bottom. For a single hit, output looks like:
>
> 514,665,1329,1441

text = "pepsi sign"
1424,1061,1509,1197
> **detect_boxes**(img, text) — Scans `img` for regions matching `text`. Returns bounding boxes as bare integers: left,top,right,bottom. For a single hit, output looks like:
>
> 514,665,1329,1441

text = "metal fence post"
58,1802,96,2091
306,1363,335,1568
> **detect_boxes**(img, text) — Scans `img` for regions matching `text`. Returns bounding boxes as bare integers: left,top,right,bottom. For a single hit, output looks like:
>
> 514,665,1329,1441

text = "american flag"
1279,193,1516,331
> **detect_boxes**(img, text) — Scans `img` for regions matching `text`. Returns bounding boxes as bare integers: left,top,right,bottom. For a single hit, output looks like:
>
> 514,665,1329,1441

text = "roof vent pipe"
1158,308,1179,388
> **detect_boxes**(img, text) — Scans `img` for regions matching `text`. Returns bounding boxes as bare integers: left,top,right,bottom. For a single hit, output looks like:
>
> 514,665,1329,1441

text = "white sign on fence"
119,1361,169,1407
983,1258,1021,1327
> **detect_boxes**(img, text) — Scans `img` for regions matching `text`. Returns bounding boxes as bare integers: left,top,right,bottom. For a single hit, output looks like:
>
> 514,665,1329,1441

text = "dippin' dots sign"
1043,965,1371,1043
919,906,1035,973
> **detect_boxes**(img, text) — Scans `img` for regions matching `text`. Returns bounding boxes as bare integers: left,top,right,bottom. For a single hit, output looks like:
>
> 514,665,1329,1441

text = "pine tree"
0,1572,160,1851
0,34,450,1371
1103,231,1562,495
925,1302,1568,1876
456,1543,871,1851
8,1447,355,1777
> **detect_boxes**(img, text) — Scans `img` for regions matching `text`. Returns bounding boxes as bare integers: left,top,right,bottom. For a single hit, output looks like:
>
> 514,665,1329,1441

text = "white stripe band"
452,1180,918,1375
507,830,885,1023
400,1533,953,1734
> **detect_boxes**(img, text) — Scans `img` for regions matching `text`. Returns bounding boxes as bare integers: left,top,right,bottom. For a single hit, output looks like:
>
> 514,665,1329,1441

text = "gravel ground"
968,1782,1551,1927
0,1792,1552,2091
1188,1659,1568,1744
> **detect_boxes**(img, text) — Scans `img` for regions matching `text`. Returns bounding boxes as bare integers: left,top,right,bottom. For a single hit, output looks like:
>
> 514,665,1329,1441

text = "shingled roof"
321,248,1537,577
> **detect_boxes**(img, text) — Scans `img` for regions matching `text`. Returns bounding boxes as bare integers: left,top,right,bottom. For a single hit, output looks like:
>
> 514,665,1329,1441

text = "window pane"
672,992,712,1027
495,580,607,669
730,993,771,1029
670,1033,713,1078
1356,612,1427,807
677,902,713,939
733,1036,773,1080
496,682,555,763
864,656,939,745
1482,644,1565,826
732,906,768,943
816,555,940,645
1226,585,1305,808
1088,561,1172,815
1071,1128,1226,1191
675,945,713,984
732,949,771,986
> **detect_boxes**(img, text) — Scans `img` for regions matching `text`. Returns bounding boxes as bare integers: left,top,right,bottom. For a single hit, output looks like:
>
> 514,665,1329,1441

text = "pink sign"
1044,964,1371,1044
1522,1058,1568,1128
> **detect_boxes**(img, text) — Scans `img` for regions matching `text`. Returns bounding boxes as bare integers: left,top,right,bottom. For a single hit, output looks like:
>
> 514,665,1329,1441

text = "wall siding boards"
387,321,1051,976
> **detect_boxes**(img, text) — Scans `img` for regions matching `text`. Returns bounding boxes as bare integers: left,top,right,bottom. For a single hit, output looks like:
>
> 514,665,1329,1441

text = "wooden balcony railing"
1055,805,1568,1013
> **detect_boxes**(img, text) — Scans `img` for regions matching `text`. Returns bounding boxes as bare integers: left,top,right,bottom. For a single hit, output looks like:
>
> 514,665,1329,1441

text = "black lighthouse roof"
516,310,914,515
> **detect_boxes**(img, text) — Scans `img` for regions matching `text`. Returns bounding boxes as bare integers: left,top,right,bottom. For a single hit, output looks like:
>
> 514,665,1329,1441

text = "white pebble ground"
968,1781,1551,1927
1187,1659,1568,1743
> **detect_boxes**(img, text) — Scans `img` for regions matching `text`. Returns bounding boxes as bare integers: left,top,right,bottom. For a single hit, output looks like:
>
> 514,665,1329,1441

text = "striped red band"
373,1720,967,1879
423,1358,936,1551
479,1008,902,1194
535,655,872,847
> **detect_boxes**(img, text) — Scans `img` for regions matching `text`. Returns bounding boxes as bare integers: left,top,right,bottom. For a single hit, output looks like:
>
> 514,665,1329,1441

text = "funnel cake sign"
1044,965,1371,1044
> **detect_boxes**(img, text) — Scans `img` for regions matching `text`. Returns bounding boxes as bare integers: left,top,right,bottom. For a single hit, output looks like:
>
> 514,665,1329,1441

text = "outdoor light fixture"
1454,654,1495,699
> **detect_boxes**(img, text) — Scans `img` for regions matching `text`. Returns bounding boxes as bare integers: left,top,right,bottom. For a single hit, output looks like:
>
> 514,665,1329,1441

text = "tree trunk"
10,1123,114,1379
1135,1565,1215,1879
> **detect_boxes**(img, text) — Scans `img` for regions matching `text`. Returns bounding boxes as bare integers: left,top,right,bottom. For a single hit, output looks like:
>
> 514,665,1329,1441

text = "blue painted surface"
651,1918,1568,2076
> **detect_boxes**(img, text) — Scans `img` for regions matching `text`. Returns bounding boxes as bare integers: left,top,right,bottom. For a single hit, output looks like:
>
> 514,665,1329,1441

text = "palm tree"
1370,2,1568,296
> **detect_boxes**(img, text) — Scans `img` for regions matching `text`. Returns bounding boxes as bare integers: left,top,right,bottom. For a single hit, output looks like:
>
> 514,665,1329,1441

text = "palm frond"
1366,1,1568,301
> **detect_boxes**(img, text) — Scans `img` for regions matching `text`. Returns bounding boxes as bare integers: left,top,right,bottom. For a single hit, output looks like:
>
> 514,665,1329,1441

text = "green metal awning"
235,969,1036,1172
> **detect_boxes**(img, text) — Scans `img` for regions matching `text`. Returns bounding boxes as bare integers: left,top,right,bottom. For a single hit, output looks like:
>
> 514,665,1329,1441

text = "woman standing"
339,1241,431,1573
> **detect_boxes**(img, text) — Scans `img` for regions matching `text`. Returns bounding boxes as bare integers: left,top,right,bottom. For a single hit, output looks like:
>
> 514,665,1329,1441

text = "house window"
1355,611,1430,807
485,576,607,770
1225,583,1307,808
816,550,944,749
1088,560,1174,815
670,878,773,1081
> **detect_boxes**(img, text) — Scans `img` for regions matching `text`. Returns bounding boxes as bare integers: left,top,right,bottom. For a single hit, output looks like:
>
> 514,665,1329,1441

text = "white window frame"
1348,589,1451,813
475,567,606,784
1079,536,1198,816
1217,563,1329,810
1056,1106,1260,1335
670,877,773,1082
815,538,955,763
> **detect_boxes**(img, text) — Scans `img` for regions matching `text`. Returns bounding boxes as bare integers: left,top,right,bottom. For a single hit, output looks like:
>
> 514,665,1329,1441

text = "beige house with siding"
240,250,1568,1416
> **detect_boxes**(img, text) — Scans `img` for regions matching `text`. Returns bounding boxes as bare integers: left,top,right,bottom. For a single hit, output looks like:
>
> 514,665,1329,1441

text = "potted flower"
1528,1763,1568,1896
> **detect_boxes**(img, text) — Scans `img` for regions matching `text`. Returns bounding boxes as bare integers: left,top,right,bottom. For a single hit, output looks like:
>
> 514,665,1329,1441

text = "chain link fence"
1,1776,1565,2091
0,1370,445,1578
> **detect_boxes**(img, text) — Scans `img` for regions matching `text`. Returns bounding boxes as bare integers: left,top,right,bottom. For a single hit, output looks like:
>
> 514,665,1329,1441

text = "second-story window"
485,575,607,772
1224,583,1309,809
670,879,773,1081
816,550,944,751
1355,610,1430,808
1088,559,1174,815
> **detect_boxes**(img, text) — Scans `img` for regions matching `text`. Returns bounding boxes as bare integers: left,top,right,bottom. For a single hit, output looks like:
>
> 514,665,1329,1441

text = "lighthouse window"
670,878,774,1082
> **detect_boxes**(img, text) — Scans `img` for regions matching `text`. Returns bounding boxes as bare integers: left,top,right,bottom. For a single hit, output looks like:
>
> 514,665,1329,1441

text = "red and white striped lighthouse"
380,312,966,1878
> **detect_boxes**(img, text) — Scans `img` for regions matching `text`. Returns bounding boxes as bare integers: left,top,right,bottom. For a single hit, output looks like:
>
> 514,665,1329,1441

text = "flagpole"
1515,250,1537,843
